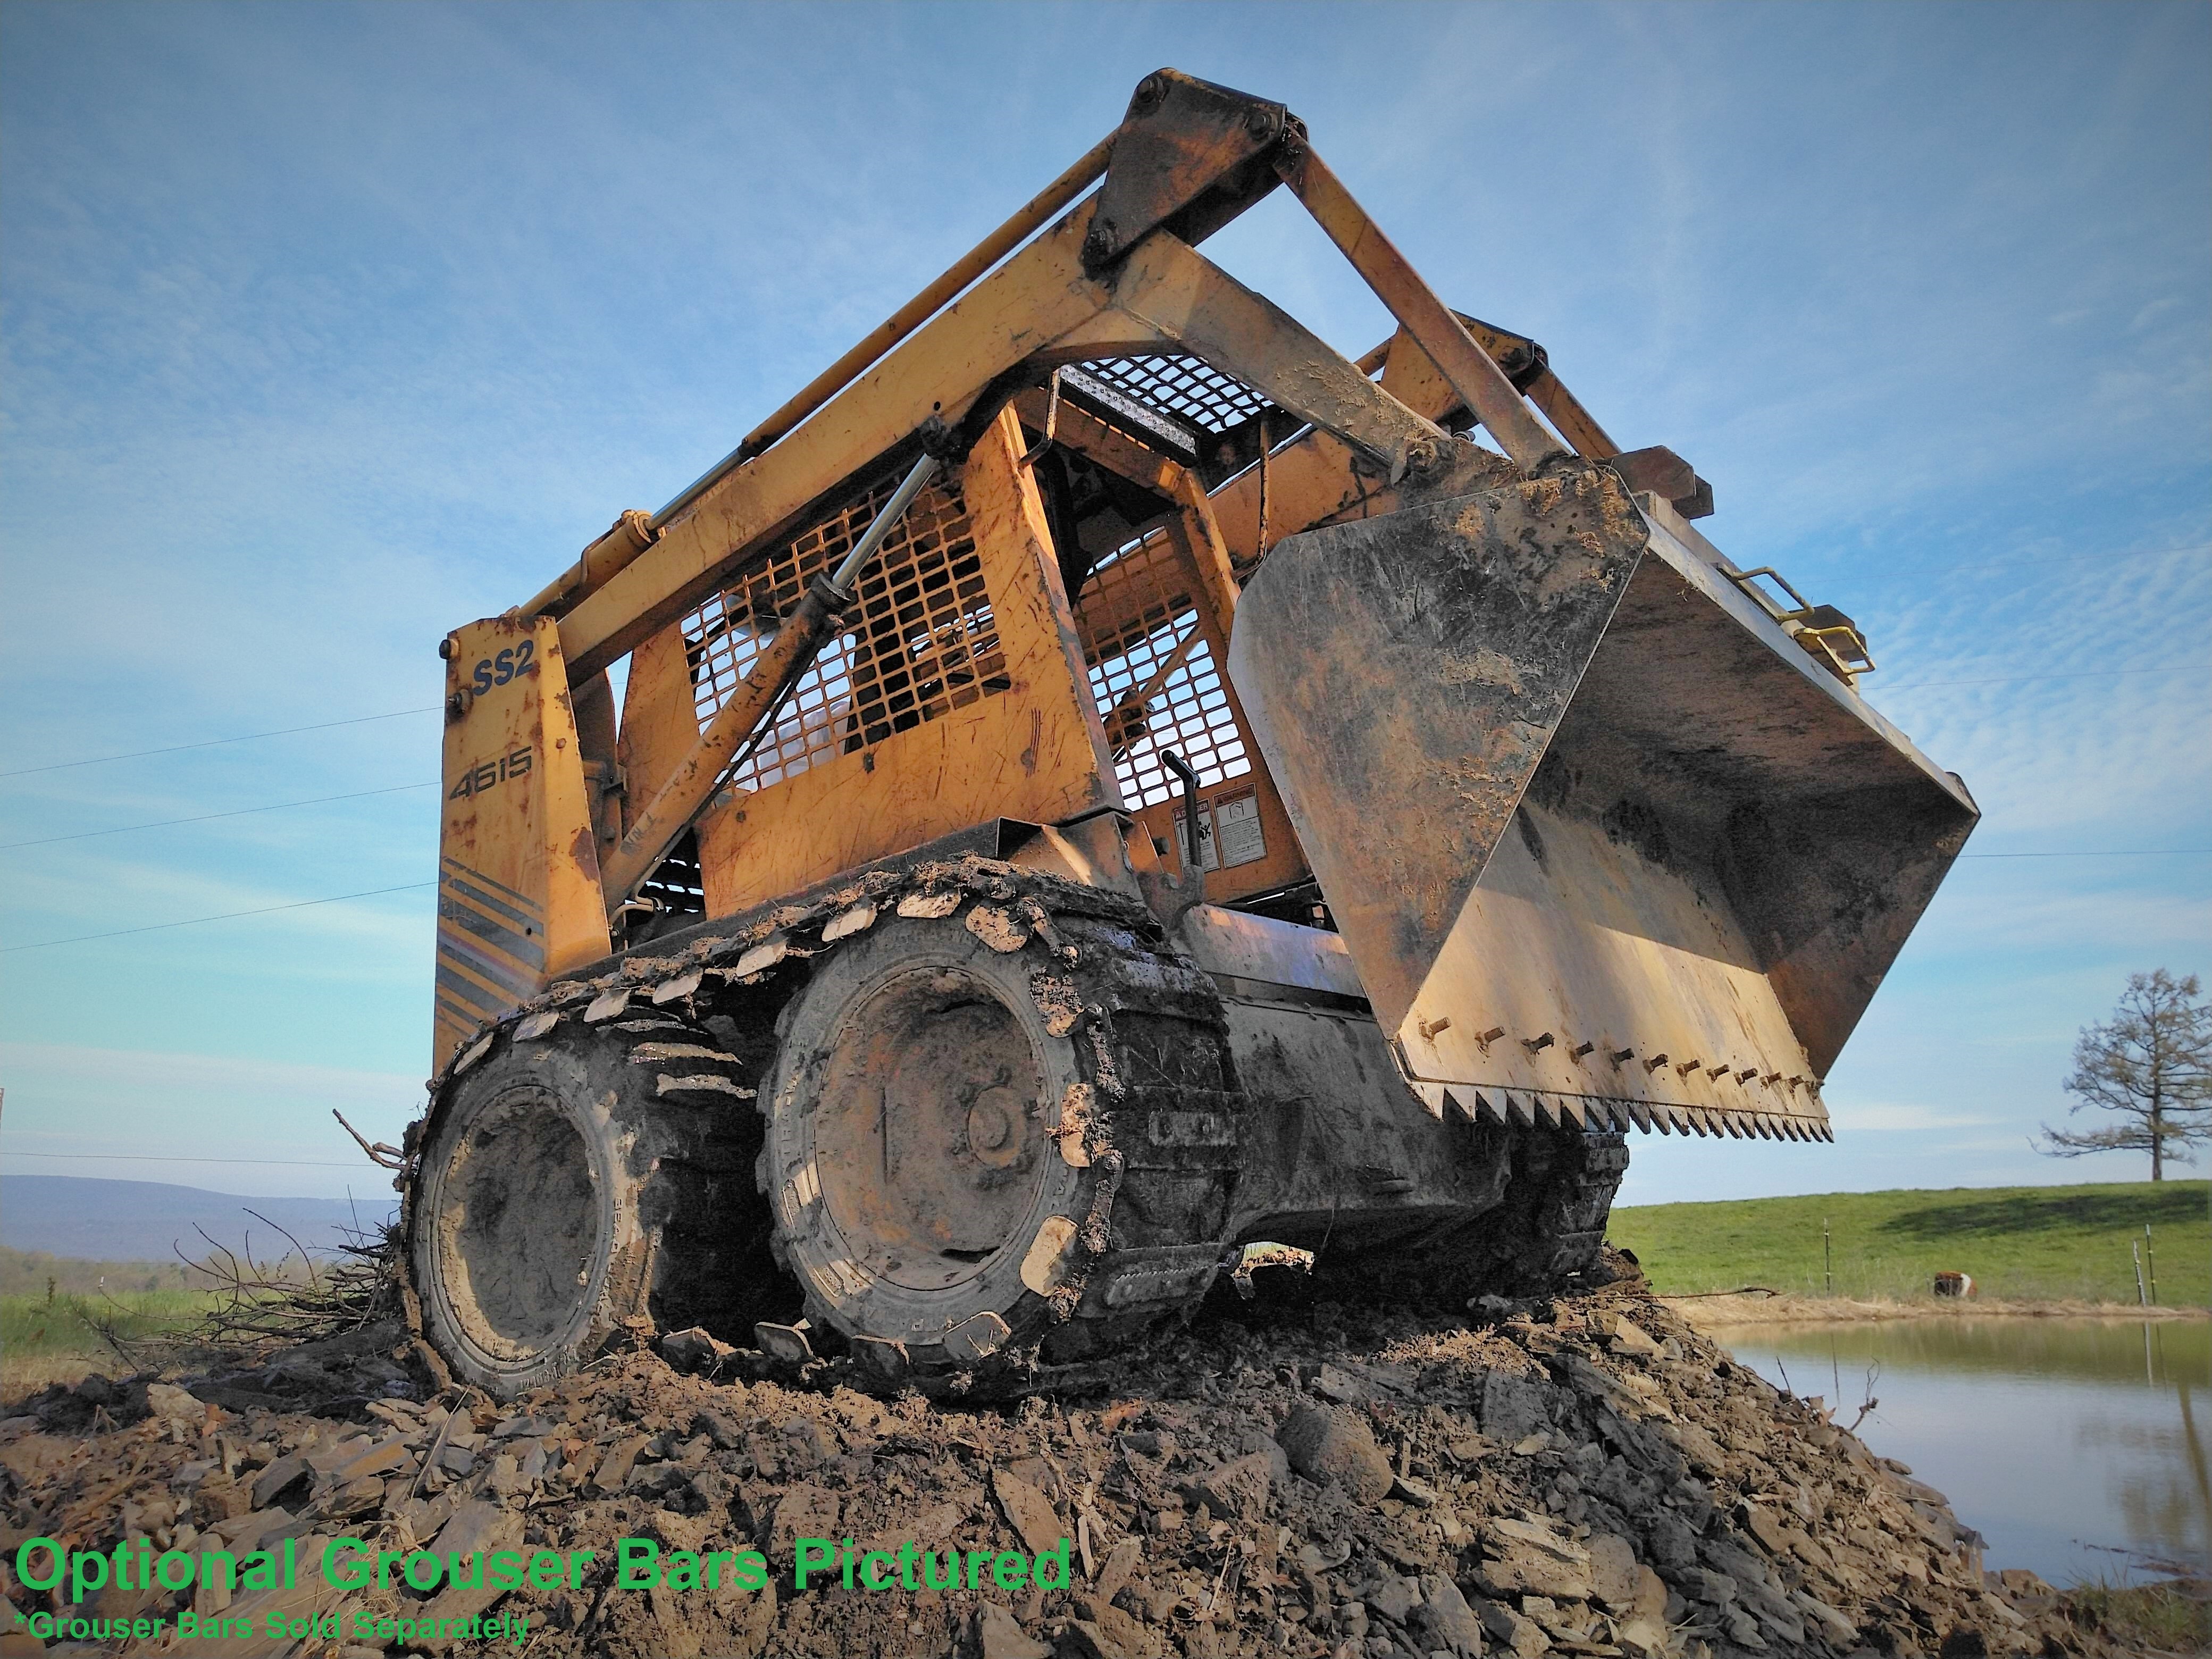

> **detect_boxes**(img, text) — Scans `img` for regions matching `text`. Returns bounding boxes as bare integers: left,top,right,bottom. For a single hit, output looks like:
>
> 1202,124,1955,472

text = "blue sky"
1,1,2205,1204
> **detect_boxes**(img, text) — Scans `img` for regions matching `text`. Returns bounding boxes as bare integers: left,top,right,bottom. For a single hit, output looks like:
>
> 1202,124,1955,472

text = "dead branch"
333,1108,405,1169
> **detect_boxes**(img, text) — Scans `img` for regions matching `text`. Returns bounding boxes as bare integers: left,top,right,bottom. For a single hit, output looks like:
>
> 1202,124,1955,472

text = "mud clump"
0,1267,2123,1657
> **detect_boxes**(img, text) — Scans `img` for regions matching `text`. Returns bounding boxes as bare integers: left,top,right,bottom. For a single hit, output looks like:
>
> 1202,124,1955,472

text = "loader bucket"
1227,463,1978,1139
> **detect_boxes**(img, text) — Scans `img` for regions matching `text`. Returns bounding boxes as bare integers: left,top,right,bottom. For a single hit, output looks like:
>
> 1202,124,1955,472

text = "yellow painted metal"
1378,317,1622,462
693,407,1121,914
524,509,658,623
610,618,702,844
433,615,610,1070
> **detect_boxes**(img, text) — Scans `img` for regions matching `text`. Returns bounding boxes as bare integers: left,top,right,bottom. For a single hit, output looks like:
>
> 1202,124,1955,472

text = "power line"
1,782,439,849
0,881,437,953
1878,665,2197,692
1,707,440,779
2,1151,381,1169
1956,849,2208,859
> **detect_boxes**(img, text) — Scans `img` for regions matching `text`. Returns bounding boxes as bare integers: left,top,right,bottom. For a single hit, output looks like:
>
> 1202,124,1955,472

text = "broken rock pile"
0,1268,2110,1658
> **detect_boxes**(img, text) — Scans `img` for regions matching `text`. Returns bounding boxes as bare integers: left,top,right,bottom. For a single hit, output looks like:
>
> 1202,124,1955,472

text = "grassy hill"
1607,1180,2208,1305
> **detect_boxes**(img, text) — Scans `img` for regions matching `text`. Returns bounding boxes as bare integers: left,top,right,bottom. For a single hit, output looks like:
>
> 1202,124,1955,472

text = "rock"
1614,1615,1669,1658
972,1602,1051,1659
1389,1474,1442,1508
1604,1314,1663,1356
693,1406,746,1449
1469,1516,1593,1602
1363,1573,1419,1623
1644,1509,1699,1571
591,1434,650,1492
1312,1363,1367,1403
303,1435,376,1474
191,1474,252,1524
780,1415,838,1465
1479,1370,1551,1443
1585,1532,1640,1610
1685,1567,1738,1606
1064,1609,1160,1659
769,1482,841,1558
659,1327,736,1373
1474,1596,1553,1657
146,1381,203,1431
250,1453,312,1509
322,1476,384,1518
332,1435,413,1482
1413,1573,1484,1656
1794,1587,1859,1643
992,1467,1066,1555
1663,1419,1728,1476
418,1503,526,1634
1183,1452,1273,1523
1720,1603,1767,1648
429,1499,521,1564
1277,1405,1394,1504
1632,1564,1669,1620
1092,1536,1144,1603
1737,1499,1793,1556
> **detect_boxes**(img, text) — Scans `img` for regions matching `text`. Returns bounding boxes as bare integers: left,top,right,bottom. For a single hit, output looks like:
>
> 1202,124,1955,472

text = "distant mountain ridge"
0,1174,398,1262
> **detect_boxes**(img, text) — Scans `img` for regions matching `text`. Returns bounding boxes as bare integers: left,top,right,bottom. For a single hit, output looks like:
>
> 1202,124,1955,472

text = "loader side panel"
434,615,610,1071
687,408,1124,914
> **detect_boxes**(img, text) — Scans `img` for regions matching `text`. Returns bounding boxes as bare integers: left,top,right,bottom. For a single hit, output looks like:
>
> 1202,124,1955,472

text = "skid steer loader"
406,70,1977,1397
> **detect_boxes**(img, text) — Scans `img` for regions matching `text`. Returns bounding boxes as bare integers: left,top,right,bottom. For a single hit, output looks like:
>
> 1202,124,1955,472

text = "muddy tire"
762,915,1103,1371
756,880,1246,1380
408,1012,776,1396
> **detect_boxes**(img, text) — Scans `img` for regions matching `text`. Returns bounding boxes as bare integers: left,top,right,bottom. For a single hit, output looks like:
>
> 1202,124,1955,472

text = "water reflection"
1707,1317,2209,1586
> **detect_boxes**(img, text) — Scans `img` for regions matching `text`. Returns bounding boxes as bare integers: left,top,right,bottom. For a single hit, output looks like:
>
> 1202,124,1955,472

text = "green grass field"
1607,1180,2210,1305
0,1286,219,1397
0,1247,225,1396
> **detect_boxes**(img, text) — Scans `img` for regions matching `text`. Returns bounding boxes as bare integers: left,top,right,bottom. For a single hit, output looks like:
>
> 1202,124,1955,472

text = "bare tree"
2038,969,2211,1180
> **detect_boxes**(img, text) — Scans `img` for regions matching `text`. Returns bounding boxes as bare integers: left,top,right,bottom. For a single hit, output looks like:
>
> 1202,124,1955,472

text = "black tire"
408,1010,776,1396
761,915,1103,1371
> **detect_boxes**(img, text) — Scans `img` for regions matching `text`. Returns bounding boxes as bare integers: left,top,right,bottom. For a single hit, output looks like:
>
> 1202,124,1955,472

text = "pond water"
1707,1317,2209,1587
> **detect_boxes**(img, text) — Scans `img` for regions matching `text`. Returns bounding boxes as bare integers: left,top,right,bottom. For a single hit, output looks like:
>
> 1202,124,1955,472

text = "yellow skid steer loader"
405,71,1976,1396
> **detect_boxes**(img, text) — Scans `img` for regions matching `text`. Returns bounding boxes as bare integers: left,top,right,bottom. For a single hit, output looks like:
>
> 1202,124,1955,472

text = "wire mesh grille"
1076,356,1273,436
680,471,1003,792
1072,525,1252,810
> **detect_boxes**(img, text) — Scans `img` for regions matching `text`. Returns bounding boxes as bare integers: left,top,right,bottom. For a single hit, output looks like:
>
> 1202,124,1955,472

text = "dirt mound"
0,1266,2119,1658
